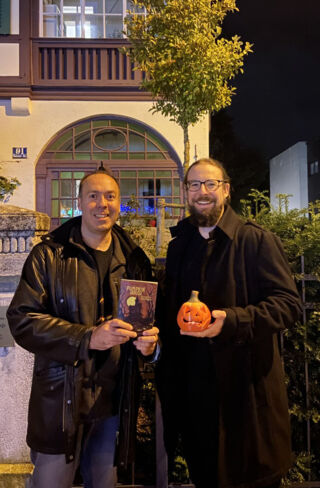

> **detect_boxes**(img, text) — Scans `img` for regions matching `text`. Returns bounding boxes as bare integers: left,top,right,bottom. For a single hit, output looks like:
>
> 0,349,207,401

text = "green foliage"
124,0,252,168
241,191,320,481
0,175,20,202
121,195,157,261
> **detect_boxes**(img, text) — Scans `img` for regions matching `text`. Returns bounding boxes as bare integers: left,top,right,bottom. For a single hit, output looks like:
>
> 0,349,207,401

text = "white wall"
269,141,308,210
0,99,209,210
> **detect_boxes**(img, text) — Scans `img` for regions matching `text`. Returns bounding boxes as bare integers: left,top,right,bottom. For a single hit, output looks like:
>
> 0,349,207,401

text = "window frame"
39,0,145,39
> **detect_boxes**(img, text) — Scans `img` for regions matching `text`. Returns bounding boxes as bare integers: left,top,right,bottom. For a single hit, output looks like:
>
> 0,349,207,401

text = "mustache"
194,197,215,203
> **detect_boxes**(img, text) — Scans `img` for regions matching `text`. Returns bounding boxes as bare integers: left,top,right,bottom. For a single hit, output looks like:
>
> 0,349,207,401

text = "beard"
188,199,224,227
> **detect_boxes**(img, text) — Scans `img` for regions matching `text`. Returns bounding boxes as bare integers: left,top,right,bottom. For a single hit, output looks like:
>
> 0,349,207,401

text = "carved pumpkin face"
177,290,211,332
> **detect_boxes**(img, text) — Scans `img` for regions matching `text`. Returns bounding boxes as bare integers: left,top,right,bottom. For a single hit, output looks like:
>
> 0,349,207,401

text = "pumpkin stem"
189,290,200,302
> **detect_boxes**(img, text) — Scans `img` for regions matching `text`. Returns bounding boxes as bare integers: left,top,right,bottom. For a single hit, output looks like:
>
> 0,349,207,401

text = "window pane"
43,13,61,37
52,180,59,198
92,153,110,159
93,120,108,128
84,16,104,38
86,0,104,14
173,179,180,196
75,153,91,160
106,0,123,14
157,179,171,196
54,130,73,151
139,198,155,215
74,199,81,216
138,179,154,197
129,133,145,151
138,171,153,177
61,180,72,197
94,129,126,150
55,153,72,159
146,140,159,151
75,123,91,135
106,16,123,38
147,153,165,160
111,153,126,159
120,170,136,177
111,120,127,128
155,170,171,177
63,14,81,37
60,199,73,217
75,133,91,151
147,133,167,150
74,179,81,197
74,172,85,179
129,153,144,159
63,0,82,13
60,172,72,179
120,179,136,195
52,199,59,217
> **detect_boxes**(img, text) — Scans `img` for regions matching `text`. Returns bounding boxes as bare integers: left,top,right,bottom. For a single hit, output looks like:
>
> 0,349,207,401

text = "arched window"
36,116,183,227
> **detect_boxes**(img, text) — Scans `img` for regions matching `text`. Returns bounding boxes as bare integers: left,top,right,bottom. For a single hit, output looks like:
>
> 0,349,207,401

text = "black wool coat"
156,205,302,488
7,217,153,467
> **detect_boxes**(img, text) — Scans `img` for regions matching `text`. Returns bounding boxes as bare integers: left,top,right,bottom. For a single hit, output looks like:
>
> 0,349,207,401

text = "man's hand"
133,326,159,356
180,310,226,338
89,318,137,350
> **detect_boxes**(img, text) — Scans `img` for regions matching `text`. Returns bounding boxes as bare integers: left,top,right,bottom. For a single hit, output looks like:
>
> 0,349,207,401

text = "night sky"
222,0,320,160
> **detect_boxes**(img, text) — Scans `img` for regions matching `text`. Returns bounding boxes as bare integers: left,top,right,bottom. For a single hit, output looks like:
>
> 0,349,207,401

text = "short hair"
183,157,230,186
184,157,231,203
78,165,119,198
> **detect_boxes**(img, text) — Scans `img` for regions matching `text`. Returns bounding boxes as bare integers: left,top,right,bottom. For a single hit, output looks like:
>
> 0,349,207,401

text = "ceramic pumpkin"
177,290,211,332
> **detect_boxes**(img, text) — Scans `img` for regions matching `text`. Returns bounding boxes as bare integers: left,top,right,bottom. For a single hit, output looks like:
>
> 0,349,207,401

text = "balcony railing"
0,38,150,101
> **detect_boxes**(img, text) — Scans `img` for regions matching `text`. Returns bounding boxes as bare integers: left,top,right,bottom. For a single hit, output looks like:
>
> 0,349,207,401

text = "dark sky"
222,0,320,160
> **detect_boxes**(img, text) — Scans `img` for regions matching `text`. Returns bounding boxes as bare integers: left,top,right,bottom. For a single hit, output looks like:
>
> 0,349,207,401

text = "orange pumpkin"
177,290,211,332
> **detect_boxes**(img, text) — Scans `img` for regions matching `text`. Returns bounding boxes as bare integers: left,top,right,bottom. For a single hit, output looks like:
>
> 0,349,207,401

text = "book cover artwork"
118,279,158,333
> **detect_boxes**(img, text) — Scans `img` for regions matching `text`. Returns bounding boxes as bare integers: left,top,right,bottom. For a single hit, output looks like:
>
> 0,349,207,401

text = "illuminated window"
41,0,145,38
310,161,319,176
37,117,182,227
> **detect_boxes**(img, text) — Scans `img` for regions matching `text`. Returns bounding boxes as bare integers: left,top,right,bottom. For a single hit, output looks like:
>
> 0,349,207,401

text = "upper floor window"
40,0,145,39
310,161,319,176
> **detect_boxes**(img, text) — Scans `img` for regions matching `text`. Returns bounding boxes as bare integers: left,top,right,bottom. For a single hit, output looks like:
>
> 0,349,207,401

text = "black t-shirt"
86,240,114,321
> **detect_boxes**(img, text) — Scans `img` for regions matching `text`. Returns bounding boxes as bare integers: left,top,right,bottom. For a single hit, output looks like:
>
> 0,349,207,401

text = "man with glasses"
156,158,302,488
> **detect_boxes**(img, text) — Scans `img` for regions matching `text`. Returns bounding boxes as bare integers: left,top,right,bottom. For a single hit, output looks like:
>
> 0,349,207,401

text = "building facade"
0,0,209,224
270,139,320,210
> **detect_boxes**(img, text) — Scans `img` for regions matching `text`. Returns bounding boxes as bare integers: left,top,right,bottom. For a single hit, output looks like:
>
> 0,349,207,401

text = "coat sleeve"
217,228,303,345
6,244,93,364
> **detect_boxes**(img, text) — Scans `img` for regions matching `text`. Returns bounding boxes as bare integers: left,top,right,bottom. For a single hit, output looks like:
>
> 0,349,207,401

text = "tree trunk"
183,125,190,176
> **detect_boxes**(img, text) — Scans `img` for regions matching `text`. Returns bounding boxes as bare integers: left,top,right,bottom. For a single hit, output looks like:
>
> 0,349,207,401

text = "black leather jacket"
7,217,153,466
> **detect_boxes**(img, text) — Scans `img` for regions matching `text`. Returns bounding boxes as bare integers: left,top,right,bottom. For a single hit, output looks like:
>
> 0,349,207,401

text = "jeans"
28,415,119,488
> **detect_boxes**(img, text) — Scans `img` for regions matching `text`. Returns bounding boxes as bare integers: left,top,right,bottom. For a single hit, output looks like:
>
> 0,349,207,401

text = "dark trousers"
27,415,119,488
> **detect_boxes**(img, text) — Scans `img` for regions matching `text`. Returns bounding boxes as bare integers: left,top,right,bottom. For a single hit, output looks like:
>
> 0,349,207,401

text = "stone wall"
0,205,50,463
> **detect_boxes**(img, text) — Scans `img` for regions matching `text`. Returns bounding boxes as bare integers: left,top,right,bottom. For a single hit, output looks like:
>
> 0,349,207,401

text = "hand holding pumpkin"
177,290,226,338
180,309,226,338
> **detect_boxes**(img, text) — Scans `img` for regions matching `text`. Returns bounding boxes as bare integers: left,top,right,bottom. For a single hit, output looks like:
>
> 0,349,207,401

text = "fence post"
156,199,166,257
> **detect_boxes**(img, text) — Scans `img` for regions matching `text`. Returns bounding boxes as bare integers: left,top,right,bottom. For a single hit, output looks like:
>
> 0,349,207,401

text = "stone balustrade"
0,205,50,486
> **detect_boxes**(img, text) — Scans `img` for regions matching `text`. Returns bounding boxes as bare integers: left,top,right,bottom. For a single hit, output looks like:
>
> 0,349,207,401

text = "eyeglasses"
185,179,227,192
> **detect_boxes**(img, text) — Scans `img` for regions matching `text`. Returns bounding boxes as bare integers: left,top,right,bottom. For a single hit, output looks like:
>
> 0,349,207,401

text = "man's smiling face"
186,162,230,227
78,173,120,237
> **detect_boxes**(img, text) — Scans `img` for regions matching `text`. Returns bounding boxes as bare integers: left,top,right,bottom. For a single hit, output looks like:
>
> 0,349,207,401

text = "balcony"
0,38,150,101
